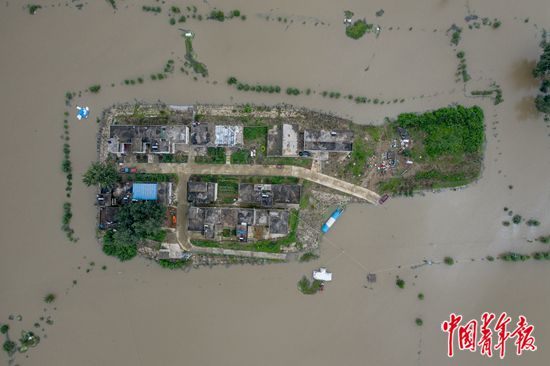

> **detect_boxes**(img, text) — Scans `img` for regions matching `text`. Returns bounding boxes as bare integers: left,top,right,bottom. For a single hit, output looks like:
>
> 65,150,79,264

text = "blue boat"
322,208,344,233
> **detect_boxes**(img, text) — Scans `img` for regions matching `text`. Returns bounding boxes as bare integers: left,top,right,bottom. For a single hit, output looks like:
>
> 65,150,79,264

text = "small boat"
322,208,343,233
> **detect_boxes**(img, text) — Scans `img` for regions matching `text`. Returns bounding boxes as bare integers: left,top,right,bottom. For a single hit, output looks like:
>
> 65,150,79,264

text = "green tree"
533,43,550,78
535,94,550,113
83,162,119,188
102,201,165,261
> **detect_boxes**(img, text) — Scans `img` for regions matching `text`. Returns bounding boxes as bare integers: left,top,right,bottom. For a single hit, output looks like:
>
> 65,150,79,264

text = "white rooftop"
313,267,332,282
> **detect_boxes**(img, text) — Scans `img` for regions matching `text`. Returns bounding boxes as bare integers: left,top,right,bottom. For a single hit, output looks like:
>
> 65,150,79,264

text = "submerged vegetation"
346,19,369,39
533,31,550,114
299,252,320,262
297,276,322,294
184,35,208,77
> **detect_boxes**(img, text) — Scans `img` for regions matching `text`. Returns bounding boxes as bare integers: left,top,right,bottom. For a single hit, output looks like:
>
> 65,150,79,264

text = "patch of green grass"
244,126,268,142
348,136,369,176
195,147,226,164
146,229,167,243
263,157,312,168
230,149,251,164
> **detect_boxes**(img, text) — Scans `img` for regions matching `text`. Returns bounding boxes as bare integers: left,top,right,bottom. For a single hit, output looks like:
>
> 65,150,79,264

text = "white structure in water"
313,267,332,282
76,106,90,120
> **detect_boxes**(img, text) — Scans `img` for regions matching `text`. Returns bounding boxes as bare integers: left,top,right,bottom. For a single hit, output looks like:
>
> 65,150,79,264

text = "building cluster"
267,123,355,157
97,182,174,230
186,180,301,242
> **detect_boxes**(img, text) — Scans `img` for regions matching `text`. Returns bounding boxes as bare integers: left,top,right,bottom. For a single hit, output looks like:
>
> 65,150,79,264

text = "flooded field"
1,0,549,365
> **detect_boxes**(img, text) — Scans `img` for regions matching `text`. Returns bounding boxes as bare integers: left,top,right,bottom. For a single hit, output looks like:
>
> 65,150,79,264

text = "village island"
88,103,484,268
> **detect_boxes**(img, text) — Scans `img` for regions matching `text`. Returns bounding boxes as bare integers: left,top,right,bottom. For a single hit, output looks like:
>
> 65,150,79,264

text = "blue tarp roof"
132,183,158,200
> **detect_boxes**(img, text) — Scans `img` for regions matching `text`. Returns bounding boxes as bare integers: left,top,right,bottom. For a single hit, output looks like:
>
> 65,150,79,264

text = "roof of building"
239,183,301,207
269,210,289,234
109,125,189,154
272,184,301,204
132,183,158,200
187,181,217,205
191,123,211,145
267,125,283,156
214,125,243,146
303,130,354,151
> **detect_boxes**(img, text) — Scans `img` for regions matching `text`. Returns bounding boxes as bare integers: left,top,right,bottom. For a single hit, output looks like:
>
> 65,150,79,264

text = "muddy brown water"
1,1,549,365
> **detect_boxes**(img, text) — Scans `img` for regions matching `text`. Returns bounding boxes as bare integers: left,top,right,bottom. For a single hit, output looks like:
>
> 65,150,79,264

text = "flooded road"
0,1,549,365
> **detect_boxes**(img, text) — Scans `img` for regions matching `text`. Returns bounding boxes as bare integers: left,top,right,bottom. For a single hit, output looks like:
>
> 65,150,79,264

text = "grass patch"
263,156,312,168
348,136,370,176
230,149,251,164
244,126,268,142
195,147,226,164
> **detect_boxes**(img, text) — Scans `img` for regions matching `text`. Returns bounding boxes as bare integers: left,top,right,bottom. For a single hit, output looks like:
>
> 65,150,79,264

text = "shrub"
415,318,423,326
486,255,495,262
89,84,101,93
444,256,455,265
526,219,540,226
28,4,42,14
0,324,8,334
44,293,56,303
299,252,320,262
159,258,192,269
493,19,502,28
210,10,225,21
3,340,16,355
512,214,522,224
297,276,322,294
227,76,238,85
346,19,368,39
502,221,510,226
537,235,550,244
417,293,424,300
232,10,241,17
396,277,405,289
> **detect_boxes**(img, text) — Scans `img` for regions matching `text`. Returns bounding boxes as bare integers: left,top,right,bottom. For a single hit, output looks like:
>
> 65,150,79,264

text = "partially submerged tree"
83,162,119,188
533,33,550,114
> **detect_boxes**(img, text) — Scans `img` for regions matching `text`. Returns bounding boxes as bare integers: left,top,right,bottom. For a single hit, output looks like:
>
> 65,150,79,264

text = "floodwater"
1,0,549,365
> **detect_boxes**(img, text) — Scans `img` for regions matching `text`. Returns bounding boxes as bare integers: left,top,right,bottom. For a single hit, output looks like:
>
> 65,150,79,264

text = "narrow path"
135,163,381,204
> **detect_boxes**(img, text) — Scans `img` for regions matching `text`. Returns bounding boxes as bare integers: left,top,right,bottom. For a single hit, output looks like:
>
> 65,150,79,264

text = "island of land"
93,103,484,267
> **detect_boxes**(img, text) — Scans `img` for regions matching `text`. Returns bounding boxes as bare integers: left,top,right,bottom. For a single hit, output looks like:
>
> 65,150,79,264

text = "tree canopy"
103,201,166,261
533,42,550,78
396,105,484,158
83,162,119,188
